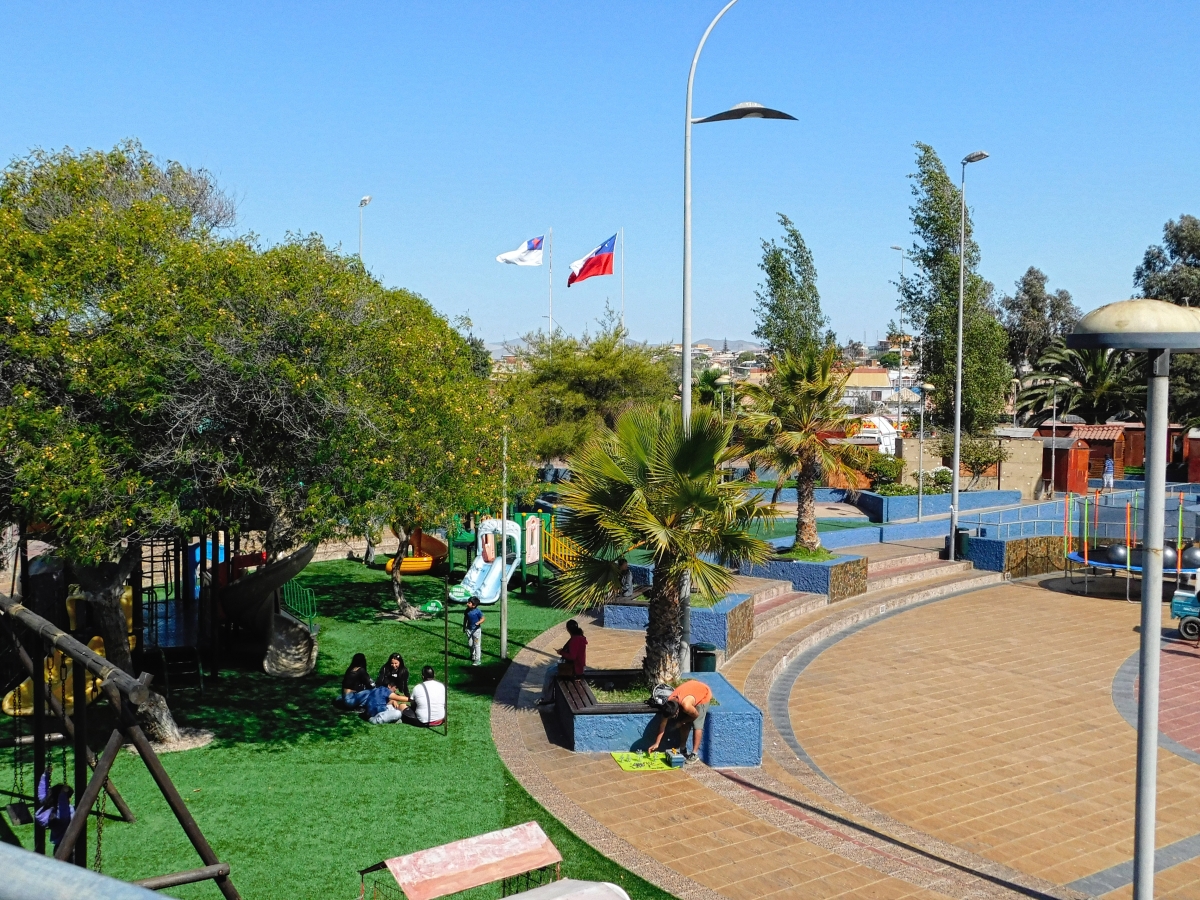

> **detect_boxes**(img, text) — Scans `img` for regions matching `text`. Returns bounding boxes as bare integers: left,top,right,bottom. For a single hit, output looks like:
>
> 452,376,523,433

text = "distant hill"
694,338,763,353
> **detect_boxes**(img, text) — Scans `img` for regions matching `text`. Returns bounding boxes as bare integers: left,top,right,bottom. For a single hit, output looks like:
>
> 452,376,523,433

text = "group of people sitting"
338,652,446,727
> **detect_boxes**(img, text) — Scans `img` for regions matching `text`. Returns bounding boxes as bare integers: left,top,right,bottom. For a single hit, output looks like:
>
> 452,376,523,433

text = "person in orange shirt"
647,679,712,763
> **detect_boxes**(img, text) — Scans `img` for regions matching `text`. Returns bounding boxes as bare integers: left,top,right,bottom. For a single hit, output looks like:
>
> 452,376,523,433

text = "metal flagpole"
620,227,625,341
548,228,554,342
500,429,509,660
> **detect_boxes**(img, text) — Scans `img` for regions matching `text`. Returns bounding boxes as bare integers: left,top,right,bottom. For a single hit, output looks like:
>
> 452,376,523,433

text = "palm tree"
555,404,774,683
737,348,869,552
1017,341,1145,425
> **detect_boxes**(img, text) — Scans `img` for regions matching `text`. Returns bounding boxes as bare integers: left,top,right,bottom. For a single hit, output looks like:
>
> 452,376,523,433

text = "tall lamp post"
681,0,794,433
890,245,908,438
679,0,794,673
948,151,988,562
1068,298,1200,900
358,195,372,262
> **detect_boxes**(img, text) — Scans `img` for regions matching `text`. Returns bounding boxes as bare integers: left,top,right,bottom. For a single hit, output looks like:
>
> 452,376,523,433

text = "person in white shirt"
402,665,446,727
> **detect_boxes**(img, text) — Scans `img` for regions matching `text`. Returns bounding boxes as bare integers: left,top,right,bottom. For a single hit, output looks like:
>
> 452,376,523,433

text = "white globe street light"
1068,298,1200,900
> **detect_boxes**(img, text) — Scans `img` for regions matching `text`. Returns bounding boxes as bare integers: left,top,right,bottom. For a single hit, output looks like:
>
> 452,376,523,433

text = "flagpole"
548,227,554,344
620,227,625,343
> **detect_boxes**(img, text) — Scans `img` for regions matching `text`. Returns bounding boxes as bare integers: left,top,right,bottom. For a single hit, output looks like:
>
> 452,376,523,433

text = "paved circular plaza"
495,565,1200,900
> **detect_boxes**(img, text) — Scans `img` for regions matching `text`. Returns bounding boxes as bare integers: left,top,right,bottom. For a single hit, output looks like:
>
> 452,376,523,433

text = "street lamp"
1068,298,1200,900
358,195,372,262
890,245,907,439
715,373,733,417
948,150,988,562
681,0,795,436
919,376,933,522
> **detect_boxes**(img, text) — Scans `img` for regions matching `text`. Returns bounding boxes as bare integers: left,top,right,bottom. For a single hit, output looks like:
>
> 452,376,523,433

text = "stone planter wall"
602,592,755,656
963,534,1066,578
738,554,868,603
560,671,762,767
854,489,1022,523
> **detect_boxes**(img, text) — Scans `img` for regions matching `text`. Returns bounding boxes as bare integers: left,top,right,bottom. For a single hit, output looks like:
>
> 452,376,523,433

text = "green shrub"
876,483,917,496
866,452,905,488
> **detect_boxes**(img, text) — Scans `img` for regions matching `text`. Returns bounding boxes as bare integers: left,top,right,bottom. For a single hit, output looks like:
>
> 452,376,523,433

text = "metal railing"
280,580,317,630
543,517,582,572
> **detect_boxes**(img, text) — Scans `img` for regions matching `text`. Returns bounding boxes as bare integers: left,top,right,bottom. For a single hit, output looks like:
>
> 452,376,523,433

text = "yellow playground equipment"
385,527,448,576
2,586,134,717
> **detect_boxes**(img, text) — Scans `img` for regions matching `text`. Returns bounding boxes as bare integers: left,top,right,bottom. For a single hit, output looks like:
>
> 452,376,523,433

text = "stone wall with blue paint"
854,489,1022,523
566,672,762,766
603,593,754,652
738,554,867,601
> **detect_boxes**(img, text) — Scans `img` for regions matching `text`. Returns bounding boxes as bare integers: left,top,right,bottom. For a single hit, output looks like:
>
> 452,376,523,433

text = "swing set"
2,533,240,898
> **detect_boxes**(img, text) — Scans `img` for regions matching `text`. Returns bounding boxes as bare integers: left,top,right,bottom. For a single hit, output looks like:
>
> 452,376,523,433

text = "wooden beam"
134,863,231,891
0,593,149,705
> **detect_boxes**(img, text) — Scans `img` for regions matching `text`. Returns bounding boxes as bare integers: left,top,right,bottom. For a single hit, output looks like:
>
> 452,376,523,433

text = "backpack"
649,683,673,708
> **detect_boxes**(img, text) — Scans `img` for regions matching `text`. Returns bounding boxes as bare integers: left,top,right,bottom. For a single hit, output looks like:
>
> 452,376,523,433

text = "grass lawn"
774,546,838,562
1,561,671,900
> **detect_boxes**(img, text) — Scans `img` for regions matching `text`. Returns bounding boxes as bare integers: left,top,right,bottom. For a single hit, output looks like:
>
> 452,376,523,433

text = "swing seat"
5,802,32,827
2,637,106,717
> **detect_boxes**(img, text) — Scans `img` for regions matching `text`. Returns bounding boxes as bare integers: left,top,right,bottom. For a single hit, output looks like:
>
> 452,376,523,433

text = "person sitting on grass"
377,653,410,695
364,684,409,724
401,665,446,727
647,679,712,764
338,653,374,709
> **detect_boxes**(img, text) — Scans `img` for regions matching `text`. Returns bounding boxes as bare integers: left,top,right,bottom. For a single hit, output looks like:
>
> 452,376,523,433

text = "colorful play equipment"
449,518,522,605
3,587,134,717
385,527,448,576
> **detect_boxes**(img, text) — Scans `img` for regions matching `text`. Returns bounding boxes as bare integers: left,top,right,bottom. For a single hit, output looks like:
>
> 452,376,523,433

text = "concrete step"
753,592,830,638
860,568,1005,607
865,548,943,576
731,576,794,607
866,559,973,593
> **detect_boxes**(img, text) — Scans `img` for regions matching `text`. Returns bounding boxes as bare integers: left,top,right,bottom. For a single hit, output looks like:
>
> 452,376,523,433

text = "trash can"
691,642,718,672
954,527,970,559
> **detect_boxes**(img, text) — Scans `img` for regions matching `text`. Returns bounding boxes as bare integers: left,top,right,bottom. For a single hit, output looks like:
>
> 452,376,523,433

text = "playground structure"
385,528,448,576
449,519,522,605
0,566,239,898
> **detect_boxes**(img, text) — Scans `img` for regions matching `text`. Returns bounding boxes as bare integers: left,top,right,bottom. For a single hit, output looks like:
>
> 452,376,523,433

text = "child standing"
463,596,485,666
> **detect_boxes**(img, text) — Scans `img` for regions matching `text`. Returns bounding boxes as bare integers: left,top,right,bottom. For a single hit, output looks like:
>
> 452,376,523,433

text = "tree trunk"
389,526,420,619
75,546,182,744
794,474,822,551
770,484,782,506
643,572,683,685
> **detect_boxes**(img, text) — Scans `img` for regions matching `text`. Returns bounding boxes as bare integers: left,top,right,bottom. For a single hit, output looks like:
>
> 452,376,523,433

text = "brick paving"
492,551,1200,899
781,580,1200,897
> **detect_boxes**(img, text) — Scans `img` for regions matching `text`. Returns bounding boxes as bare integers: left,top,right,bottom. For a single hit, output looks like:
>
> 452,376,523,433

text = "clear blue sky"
2,2,1197,346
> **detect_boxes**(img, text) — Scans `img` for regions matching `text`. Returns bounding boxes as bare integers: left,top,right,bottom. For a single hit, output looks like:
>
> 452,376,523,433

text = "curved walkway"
493,573,1200,899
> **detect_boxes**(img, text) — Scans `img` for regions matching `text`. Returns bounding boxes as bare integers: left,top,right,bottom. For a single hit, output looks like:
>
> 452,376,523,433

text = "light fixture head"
693,101,797,124
1067,298,1200,351
962,151,989,165
890,245,903,251
360,195,372,207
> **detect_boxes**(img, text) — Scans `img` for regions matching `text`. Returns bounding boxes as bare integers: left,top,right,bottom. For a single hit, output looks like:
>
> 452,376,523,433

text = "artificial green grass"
1,562,672,900
774,546,838,562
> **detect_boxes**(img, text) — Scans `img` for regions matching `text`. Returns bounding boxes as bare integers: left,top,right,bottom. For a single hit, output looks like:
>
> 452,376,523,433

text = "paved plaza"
493,547,1200,899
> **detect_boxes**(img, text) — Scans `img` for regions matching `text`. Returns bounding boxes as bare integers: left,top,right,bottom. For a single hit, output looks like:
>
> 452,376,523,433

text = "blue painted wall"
738,555,862,593
854,490,1023,523
602,593,752,650
569,672,762,766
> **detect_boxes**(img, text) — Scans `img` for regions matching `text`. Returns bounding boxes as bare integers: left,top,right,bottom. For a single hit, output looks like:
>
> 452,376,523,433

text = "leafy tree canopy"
999,267,1080,371
752,213,834,357
1017,342,1144,425
507,311,675,462
0,142,511,567
900,143,1011,434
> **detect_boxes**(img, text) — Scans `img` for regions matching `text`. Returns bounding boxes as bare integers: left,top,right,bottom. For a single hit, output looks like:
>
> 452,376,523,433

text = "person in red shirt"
648,679,713,763
558,619,587,677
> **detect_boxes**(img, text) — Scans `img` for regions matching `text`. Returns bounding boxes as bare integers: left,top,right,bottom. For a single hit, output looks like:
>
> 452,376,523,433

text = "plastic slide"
449,519,521,605
385,528,448,576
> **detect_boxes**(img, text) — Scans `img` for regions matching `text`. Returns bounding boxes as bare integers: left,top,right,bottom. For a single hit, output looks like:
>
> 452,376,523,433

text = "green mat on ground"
611,752,676,772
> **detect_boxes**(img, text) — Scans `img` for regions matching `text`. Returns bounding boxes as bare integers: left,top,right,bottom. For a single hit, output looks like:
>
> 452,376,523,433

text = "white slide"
449,519,521,604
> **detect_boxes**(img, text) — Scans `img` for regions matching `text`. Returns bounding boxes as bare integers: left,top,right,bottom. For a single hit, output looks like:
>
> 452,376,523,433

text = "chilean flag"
567,234,616,287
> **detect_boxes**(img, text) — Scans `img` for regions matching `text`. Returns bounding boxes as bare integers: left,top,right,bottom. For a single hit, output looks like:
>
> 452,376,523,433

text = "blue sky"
2,2,1198,346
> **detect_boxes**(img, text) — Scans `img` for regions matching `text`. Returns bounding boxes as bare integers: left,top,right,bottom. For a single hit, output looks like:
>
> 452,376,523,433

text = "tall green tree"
1000,267,1080,370
900,143,1011,433
1135,214,1200,423
509,312,675,461
737,348,868,551
0,143,509,733
554,405,772,683
752,213,833,356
